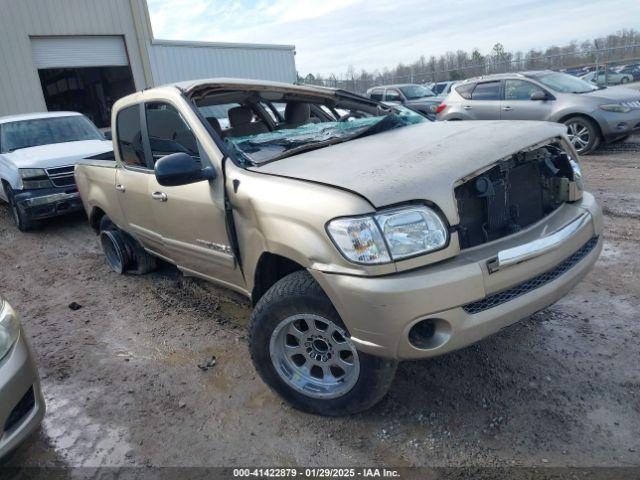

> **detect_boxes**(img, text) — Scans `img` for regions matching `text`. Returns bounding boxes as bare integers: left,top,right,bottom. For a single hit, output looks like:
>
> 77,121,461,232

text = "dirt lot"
1,135,639,470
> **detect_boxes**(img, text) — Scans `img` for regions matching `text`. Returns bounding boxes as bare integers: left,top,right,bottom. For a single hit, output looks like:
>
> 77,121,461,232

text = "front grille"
455,146,575,249
462,236,598,315
621,100,640,109
3,386,35,433
46,165,76,188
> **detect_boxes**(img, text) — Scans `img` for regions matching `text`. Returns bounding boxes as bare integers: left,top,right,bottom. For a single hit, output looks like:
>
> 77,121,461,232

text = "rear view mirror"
530,91,548,101
154,152,216,187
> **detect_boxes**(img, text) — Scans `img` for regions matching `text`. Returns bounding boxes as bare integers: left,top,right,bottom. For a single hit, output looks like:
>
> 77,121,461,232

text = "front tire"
621,77,629,84
564,116,600,155
6,185,35,232
249,270,397,416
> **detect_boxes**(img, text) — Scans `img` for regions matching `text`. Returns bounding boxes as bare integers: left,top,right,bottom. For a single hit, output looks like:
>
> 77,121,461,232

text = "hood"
582,87,640,102
250,120,567,224
3,140,113,169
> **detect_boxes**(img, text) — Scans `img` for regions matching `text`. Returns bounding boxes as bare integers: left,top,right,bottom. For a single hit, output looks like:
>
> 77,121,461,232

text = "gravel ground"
1,135,639,470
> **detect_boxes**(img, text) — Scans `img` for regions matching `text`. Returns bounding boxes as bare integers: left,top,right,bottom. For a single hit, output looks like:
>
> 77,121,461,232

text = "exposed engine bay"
455,143,583,249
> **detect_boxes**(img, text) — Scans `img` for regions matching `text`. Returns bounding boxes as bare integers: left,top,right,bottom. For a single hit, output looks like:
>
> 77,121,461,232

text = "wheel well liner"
251,252,305,305
89,207,107,234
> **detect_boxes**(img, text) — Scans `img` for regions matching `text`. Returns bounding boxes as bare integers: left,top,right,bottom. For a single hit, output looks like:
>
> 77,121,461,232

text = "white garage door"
31,36,129,69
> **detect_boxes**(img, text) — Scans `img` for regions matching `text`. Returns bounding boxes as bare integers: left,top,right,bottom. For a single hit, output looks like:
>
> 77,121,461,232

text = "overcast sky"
146,0,640,76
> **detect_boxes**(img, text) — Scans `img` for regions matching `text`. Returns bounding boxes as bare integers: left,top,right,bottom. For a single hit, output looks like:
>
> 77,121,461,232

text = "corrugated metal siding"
0,0,148,117
32,36,129,68
0,0,297,118
148,42,297,85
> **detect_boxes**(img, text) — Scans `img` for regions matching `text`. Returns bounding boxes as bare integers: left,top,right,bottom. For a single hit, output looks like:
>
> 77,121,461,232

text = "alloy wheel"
269,314,360,399
566,121,591,152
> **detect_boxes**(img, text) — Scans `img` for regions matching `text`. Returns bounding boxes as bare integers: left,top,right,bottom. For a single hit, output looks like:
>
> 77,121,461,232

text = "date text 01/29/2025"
232,468,401,478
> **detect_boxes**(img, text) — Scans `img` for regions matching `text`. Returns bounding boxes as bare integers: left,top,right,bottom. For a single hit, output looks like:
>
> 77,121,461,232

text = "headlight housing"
19,168,53,189
327,206,448,264
0,299,20,361
599,103,632,113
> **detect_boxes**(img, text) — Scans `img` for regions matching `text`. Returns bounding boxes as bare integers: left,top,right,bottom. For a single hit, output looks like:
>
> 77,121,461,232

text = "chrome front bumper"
14,189,83,221
494,212,591,269
19,191,80,207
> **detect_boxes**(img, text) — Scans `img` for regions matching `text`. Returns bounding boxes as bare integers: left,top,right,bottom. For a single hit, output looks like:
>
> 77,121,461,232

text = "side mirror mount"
154,152,216,187
103,129,112,140
530,90,548,101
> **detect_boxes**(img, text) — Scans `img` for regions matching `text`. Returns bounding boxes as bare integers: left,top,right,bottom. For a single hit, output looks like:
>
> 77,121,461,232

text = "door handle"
463,105,472,110
502,106,513,111
115,184,126,192
151,191,168,202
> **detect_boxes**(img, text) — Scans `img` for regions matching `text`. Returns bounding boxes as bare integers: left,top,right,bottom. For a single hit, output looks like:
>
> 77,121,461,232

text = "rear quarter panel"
75,161,124,227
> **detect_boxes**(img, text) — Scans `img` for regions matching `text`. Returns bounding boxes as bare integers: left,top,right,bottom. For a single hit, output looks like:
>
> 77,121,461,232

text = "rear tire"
99,216,156,275
249,270,397,416
621,77,629,84
5,184,36,232
563,116,600,155
100,229,130,274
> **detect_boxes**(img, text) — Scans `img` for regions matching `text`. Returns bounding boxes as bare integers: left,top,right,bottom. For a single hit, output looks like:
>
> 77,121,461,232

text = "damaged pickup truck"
75,79,602,415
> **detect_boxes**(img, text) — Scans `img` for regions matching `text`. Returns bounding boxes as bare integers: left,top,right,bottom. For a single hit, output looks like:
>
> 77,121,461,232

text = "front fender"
548,106,601,124
0,157,22,196
226,164,397,295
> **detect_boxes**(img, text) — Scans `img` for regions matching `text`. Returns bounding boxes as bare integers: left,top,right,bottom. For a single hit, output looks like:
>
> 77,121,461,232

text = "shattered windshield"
226,114,424,165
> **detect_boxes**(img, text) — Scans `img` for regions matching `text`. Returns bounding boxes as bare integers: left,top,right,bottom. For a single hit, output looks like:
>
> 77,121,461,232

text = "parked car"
580,69,634,86
429,81,457,98
366,84,440,119
561,67,589,77
0,297,45,459
616,64,640,81
0,112,113,231
76,78,602,415
437,70,640,154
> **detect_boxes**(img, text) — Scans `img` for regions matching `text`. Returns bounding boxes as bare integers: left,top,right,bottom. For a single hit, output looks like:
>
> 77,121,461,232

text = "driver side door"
145,101,244,288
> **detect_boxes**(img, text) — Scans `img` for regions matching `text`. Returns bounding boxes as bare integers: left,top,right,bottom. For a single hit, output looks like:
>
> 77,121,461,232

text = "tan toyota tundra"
75,78,603,415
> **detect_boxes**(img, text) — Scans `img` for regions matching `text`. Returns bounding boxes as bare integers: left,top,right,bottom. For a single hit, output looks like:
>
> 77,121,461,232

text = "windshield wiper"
7,145,31,152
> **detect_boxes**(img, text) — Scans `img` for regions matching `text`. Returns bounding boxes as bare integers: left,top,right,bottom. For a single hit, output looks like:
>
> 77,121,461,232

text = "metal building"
0,0,297,127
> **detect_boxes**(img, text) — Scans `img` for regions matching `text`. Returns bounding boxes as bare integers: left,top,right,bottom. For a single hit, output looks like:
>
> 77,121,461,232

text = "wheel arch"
557,112,603,139
251,252,306,306
89,206,107,234
0,178,10,201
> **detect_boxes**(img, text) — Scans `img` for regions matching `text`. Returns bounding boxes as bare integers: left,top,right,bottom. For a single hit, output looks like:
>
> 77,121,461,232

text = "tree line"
300,29,640,92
